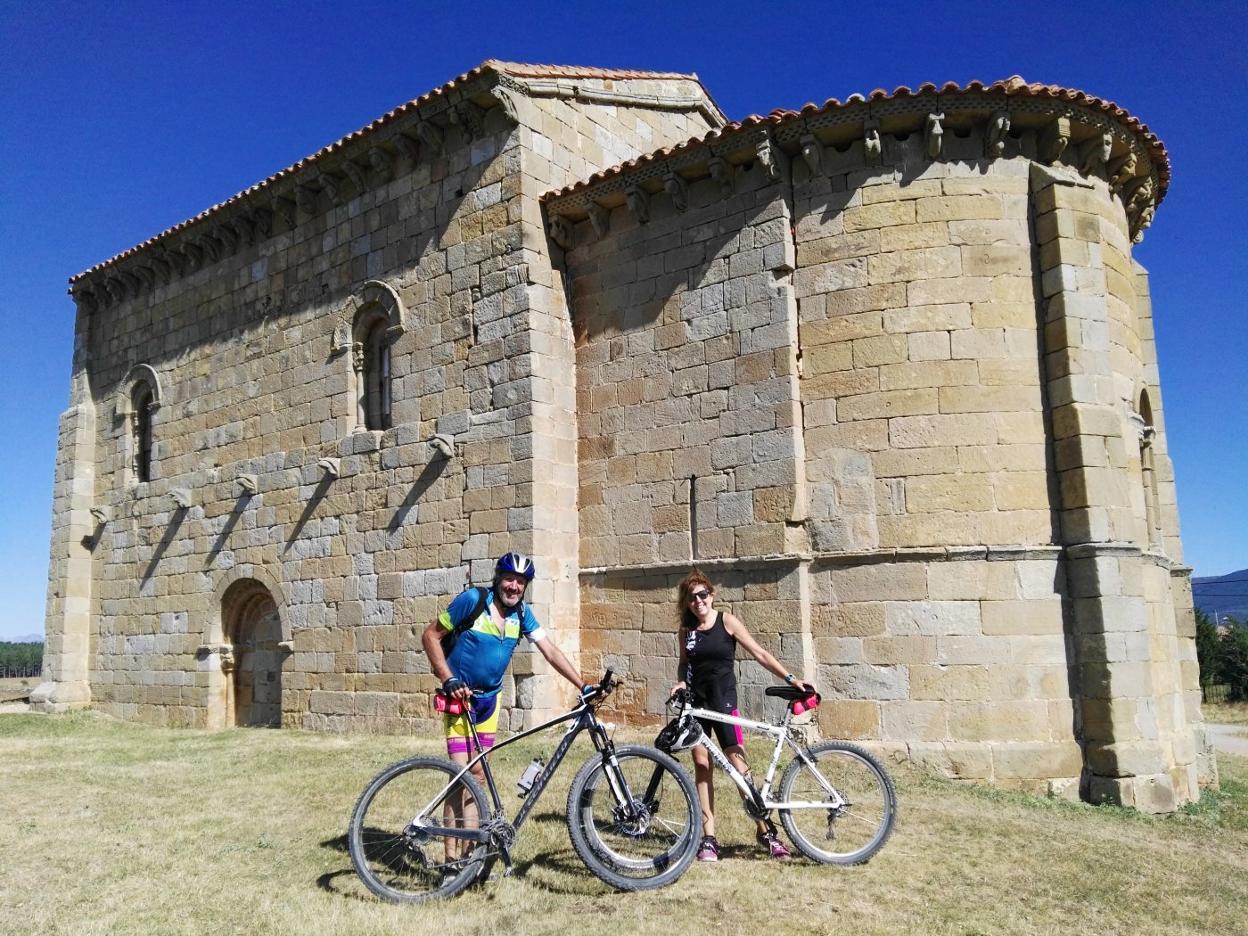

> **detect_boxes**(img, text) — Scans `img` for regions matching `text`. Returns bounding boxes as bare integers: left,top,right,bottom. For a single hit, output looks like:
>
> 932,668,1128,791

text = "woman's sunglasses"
688,589,711,603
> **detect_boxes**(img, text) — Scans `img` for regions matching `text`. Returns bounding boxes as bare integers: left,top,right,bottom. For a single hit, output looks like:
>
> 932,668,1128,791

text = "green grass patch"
2,712,1246,935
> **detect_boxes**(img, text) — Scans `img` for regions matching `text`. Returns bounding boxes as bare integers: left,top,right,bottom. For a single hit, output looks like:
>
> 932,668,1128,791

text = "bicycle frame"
411,694,630,852
673,699,847,813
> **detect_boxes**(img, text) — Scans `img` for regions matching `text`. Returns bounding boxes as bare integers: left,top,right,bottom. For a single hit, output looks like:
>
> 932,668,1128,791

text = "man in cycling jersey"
422,552,592,778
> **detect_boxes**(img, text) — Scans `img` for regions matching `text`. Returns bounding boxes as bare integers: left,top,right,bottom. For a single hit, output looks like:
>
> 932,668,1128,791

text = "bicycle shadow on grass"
315,811,613,899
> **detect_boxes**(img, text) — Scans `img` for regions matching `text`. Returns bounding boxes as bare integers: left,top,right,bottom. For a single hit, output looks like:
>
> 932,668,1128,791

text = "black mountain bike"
348,670,701,901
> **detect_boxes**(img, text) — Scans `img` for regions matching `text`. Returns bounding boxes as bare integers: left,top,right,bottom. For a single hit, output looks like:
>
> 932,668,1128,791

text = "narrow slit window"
133,383,154,482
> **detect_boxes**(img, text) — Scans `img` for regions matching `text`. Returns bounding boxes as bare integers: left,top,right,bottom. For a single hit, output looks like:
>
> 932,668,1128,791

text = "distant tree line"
1196,610,1248,702
0,641,43,678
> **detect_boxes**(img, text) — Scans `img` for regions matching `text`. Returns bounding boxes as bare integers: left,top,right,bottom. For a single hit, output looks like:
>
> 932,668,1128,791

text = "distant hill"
6,634,44,644
1193,569,1248,621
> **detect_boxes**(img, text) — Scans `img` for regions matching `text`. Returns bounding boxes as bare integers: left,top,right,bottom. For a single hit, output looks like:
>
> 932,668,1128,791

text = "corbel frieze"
1038,115,1071,164
664,170,688,212
625,185,650,224
925,112,945,159
587,202,610,239
985,110,1011,158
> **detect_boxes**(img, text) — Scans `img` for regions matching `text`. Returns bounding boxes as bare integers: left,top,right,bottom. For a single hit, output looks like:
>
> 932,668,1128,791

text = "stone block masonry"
44,62,1203,810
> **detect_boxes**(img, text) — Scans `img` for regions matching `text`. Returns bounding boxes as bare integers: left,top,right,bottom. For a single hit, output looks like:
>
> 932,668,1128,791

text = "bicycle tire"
566,744,701,891
348,755,489,902
777,741,897,865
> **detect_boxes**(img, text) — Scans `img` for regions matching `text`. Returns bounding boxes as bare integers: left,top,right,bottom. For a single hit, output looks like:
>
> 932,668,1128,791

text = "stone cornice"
544,80,1166,245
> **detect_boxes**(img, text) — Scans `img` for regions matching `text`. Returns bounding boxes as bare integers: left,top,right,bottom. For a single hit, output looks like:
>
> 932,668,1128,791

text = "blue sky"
1,0,1244,641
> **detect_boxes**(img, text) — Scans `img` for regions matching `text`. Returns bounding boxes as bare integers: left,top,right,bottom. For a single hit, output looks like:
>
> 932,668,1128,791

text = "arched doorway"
221,579,283,727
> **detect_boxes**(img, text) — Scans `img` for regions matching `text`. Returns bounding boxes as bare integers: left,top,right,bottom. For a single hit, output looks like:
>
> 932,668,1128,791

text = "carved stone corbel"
149,252,175,283
235,474,259,496
800,133,822,174
625,185,650,224
490,86,520,123
587,203,609,239
215,223,241,254
707,155,734,196
295,185,318,216
547,213,574,250
452,101,485,139
925,112,945,159
368,147,394,184
71,286,99,314
985,110,1010,158
90,505,111,525
664,171,688,212
273,196,297,228
415,121,444,155
317,457,340,480
392,134,420,164
863,119,882,165
340,161,367,193
1079,130,1114,175
318,173,342,206
1107,150,1139,193
134,266,157,292
755,137,781,182
250,206,273,239
119,270,143,297
231,214,255,246
1132,205,1155,244
1038,115,1071,164
428,433,454,459
331,319,352,356
180,242,204,271
170,488,193,509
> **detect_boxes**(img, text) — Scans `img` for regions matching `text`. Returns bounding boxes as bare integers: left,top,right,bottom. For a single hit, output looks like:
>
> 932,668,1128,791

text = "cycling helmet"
495,552,536,581
654,715,702,754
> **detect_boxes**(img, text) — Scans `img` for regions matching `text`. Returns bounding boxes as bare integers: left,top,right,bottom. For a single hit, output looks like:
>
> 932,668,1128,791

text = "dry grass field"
1205,702,1248,727
1,711,1245,936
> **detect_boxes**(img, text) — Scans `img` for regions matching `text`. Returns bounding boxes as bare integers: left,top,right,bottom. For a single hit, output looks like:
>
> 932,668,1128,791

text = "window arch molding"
117,363,164,485
345,279,405,432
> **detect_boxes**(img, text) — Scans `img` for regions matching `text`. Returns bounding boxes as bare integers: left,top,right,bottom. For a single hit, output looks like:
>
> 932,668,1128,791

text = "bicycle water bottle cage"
654,715,702,753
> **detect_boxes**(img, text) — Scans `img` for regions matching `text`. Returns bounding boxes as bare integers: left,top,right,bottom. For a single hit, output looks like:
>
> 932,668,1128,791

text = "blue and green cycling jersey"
439,587,544,698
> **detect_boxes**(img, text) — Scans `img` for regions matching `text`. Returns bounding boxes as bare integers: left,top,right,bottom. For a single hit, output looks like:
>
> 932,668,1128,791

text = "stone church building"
37,60,1209,811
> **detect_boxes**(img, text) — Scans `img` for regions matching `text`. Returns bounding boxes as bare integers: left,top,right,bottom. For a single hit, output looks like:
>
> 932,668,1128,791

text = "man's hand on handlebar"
442,676,472,701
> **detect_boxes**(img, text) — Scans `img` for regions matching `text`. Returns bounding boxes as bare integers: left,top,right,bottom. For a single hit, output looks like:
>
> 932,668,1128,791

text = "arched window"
132,380,156,482
355,313,392,431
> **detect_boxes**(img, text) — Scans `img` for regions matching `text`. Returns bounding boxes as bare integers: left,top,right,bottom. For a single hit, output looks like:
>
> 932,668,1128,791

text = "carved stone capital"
663,171,688,212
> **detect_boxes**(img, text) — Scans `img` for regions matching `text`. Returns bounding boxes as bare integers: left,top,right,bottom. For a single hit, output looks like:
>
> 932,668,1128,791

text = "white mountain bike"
654,686,896,864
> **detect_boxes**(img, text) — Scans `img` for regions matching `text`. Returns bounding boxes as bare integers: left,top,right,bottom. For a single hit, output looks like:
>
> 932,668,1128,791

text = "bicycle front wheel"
348,755,489,902
778,741,897,865
566,745,701,891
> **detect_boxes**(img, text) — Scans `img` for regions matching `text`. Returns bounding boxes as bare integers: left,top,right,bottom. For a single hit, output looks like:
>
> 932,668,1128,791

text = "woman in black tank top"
670,570,816,862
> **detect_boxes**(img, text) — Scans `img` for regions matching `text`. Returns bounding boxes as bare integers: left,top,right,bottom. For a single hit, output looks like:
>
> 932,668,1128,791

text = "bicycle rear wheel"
566,745,701,891
778,741,897,865
348,755,489,902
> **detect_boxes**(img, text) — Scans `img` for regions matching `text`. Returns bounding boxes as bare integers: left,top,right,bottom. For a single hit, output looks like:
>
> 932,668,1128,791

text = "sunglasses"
689,590,712,603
